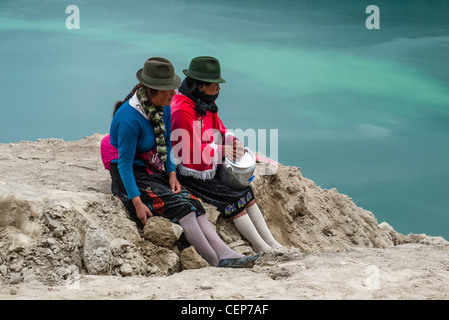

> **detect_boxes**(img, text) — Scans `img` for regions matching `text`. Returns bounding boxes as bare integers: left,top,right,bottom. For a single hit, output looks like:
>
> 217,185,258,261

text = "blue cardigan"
109,100,175,199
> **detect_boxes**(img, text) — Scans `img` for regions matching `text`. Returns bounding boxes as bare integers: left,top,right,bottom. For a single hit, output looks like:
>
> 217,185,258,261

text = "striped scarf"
136,87,168,162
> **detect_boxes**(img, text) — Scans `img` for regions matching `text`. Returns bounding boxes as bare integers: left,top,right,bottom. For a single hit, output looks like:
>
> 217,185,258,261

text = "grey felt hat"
136,57,181,90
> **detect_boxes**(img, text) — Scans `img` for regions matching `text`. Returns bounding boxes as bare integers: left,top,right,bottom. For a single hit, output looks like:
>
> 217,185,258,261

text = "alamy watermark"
170,124,279,174
65,265,80,290
65,5,80,29
365,265,380,291
366,5,380,30
65,4,379,31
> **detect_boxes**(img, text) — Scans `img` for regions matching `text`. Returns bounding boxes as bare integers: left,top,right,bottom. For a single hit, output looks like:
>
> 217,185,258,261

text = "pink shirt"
100,134,118,170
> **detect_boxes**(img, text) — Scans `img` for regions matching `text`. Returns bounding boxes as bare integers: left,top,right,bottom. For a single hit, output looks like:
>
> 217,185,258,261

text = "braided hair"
112,83,159,116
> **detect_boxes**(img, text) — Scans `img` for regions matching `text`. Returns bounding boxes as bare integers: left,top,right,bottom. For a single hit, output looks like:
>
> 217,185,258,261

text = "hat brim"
183,70,226,83
136,68,182,90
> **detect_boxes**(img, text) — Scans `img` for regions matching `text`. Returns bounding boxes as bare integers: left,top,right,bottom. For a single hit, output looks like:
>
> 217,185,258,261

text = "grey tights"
179,212,243,266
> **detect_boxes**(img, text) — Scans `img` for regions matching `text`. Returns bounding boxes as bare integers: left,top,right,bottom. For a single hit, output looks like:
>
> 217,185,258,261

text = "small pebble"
200,281,213,290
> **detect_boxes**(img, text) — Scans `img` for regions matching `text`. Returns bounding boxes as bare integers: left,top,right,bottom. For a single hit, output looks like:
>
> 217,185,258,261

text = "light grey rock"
83,226,112,275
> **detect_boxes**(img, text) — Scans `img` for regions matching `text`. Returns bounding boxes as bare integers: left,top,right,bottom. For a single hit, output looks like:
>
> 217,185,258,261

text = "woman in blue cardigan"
106,57,258,268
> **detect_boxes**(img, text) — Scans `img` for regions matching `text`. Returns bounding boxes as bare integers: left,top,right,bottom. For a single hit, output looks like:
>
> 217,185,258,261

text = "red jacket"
171,93,234,180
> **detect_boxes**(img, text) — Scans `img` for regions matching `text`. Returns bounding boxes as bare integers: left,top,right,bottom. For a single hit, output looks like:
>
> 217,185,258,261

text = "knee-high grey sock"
178,212,220,266
196,214,243,260
246,203,283,249
233,213,272,252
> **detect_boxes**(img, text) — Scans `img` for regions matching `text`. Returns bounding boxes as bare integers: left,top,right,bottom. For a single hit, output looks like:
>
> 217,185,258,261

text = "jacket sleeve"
116,118,141,200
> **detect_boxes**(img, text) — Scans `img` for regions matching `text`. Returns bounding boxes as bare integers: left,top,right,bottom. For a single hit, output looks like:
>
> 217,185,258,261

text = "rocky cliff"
0,134,425,286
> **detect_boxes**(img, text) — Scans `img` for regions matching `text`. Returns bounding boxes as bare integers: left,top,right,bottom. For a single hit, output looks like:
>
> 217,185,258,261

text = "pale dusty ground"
2,242,449,300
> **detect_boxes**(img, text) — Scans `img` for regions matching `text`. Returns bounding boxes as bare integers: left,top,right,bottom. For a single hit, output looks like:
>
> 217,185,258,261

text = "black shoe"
218,253,260,268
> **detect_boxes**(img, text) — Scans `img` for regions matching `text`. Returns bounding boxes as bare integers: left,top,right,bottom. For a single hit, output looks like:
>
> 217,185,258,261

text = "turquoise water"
1,0,448,238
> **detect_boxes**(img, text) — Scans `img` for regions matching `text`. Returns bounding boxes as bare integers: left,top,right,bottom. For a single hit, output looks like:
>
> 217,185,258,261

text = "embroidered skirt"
110,163,205,229
177,172,255,219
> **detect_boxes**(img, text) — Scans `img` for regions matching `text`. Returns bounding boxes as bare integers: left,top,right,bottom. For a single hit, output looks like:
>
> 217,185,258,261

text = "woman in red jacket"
171,56,282,252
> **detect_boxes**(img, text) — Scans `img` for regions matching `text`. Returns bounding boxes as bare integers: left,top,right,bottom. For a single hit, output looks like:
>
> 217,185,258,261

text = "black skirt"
110,163,205,229
177,172,255,219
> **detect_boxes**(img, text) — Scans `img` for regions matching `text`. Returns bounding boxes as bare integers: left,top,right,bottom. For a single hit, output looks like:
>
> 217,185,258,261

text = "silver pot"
218,148,256,190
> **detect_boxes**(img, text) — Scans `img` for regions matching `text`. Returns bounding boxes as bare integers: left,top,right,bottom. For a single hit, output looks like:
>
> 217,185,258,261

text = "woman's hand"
132,196,152,225
168,171,181,194
224,139,245,161
234,139,245,159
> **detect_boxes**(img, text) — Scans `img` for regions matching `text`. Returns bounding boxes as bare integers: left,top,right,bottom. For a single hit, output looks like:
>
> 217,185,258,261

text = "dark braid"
112,83,143,116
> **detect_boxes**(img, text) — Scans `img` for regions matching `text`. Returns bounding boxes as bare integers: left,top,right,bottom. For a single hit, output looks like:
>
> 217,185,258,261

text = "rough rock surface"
179,246,209,270
83,226,112,275
143,216,184,249
1,134,444,299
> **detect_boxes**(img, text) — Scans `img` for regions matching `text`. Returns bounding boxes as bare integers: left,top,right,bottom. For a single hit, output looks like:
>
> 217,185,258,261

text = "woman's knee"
245,200,256,208
178,211,197,224
232,210,248,220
